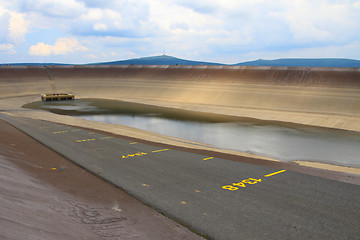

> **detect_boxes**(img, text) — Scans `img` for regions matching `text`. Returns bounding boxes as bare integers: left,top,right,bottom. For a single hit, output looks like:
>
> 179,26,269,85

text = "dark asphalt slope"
2,114,360,240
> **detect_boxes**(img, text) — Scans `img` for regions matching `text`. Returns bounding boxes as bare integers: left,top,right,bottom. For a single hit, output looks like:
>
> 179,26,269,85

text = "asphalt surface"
2,114,360,240
0,118,203,240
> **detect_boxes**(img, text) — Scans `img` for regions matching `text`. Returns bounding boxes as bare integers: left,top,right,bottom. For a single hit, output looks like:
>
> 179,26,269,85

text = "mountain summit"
92,55,360,67
93,55,223,66
3,55,360,67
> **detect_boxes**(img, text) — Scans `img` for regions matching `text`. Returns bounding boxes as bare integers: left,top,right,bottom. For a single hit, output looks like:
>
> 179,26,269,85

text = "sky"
1,0,360,64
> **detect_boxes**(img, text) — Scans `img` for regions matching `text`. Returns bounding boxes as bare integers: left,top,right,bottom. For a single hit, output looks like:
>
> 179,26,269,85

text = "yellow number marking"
76,138,96,143
233,182,246,187
223,170,286,191
54,129,80,134
242,178,261,184
222,185,239,191
122,152,148,158
223,178,261,191
76,137,113,142
53,130,69,134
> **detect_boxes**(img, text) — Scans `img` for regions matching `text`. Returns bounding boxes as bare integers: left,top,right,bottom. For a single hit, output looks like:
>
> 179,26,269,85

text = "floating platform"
41,93,75,101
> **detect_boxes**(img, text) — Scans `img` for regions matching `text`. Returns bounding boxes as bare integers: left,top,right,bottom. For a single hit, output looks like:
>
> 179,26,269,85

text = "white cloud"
29,38,88,56
82,8,105,21
0,6,29,43
73,1,151,37
20,0,86,18
1,0,360,63
0,11,11,42
149,1,221,32
93,23,107,31
0,43,16,54
8,11,29,42
283,41,360,59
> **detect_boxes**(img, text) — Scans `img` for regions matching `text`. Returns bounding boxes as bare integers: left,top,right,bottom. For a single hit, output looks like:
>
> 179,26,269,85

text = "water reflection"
80,114,360,168
23,98,360,167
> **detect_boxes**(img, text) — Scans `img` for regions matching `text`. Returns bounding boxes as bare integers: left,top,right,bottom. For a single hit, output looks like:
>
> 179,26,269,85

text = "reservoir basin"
23,98,360,168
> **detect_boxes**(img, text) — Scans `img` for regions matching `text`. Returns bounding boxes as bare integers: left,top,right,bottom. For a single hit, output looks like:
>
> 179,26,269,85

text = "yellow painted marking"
203,157,213,160
180,201,187,205
233,182,246,187
223,178,262,191
222,185,239,191
194,189,201,193
152,149,169,153
76,138,96,143
53,130,69,134
223,171,286,191
242,178,262,184
99,136,113,140
129,142,138,144
122,152,148,158
264,170,286,177
54,129,79,134
142,183,150,187
51,168,57,170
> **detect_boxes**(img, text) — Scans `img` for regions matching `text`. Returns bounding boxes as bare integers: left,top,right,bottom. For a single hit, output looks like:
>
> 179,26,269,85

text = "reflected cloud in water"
23,98,360,168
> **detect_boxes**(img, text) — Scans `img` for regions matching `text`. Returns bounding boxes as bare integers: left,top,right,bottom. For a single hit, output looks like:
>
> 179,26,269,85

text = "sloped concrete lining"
1,65,359,132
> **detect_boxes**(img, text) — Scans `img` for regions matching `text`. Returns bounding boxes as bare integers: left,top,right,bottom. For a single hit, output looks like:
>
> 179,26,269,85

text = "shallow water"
23,99,360,167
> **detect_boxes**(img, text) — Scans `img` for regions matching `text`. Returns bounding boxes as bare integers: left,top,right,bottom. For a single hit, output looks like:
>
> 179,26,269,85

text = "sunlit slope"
1,65,359,130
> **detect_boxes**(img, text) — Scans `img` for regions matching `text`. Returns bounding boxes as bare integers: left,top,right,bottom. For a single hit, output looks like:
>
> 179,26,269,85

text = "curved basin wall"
1,65,360,118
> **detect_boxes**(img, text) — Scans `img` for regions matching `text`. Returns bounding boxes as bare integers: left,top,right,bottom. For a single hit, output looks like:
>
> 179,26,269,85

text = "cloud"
0,6,29,43
8,11,29,42
0,43,16,54
19,0,86,18
72,1,152,38
1,0,360,63
93,23,108,31
0,11,11,42
168,0,360,48
29,37,88,56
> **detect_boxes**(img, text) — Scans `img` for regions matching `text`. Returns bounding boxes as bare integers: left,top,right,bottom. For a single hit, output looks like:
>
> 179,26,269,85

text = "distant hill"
92,56,360,67
2,55,360,67
235,58,360,68
92,55,224,66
